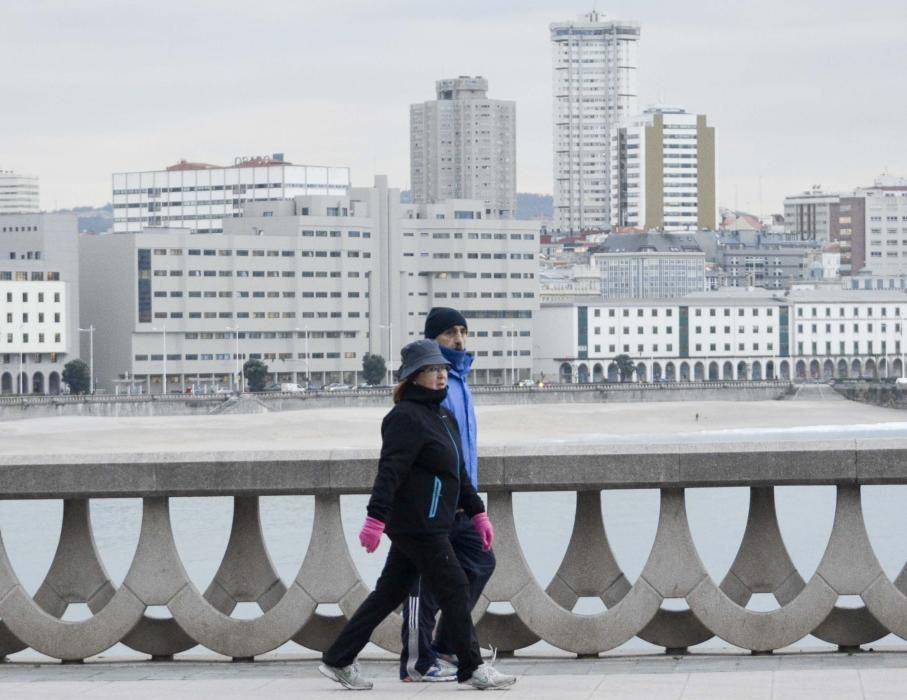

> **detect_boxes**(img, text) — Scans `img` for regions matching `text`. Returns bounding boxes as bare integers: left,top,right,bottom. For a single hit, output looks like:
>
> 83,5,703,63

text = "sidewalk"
3,649,907,699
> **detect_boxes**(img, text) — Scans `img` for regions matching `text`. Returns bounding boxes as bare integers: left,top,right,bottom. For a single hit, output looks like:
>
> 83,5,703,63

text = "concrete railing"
2,440,906,661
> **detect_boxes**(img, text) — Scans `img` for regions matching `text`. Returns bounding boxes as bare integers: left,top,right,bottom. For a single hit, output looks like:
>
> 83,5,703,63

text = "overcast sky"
2,0,905,216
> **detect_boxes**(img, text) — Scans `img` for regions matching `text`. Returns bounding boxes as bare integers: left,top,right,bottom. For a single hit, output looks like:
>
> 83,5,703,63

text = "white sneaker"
460,662,516,690
319,662,373,690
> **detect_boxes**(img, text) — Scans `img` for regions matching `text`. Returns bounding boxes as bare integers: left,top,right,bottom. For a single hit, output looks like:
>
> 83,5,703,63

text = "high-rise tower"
410,76,516,218
550,11,640,232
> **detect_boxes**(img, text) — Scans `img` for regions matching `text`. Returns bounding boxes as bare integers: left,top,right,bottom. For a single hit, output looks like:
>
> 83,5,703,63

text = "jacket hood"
439,345,473,377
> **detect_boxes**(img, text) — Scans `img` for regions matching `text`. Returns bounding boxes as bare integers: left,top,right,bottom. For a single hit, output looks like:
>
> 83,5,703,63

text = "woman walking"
319,339,515,691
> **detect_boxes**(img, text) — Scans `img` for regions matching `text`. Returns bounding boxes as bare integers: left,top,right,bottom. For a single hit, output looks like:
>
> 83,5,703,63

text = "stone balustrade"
2,440,907,662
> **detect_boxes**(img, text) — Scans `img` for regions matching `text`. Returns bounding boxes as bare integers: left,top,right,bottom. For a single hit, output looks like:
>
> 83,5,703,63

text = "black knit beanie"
424,307,468,339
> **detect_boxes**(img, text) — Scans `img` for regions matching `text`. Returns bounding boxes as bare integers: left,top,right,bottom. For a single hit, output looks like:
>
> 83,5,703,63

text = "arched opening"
766,361,775,380
636,362,647,382
607,362,619,383
693,362,705,381
737,361,748,381
49,371,61,395
809,359,821,379
1,372,12,395
823,359,835,380
893,358,903,378
751,361,762,381
592,363,605,383
851,359,862,378
722,361,734,380
577,363,590,383
708,361,719,381
18,372,29,394
31,371,45,395
865,359,878,380
780,360,790,380
879,358,888,378
837,359,848,378
559,362,573,383
665,362,676,382
653,362,663,382
679,361,690,381
795,360,806,380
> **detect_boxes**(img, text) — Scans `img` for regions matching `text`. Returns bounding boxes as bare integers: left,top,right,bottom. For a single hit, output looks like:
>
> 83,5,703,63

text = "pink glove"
359,516,385,553
471,512,494,551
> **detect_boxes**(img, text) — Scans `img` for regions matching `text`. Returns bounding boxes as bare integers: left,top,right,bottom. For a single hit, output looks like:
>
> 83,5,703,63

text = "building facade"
783,189,841,243
611,107,716,231
0,170,40,214
410,76,516,218
0,214,80,394
550,11,640,233
535,289,907,384
112,155,350,234
81,178,539,392
852,177,907,277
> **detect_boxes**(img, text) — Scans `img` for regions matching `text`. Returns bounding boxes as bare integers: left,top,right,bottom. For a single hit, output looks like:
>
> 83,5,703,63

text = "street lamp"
501,324,515,385
78,325,95,395
152,325,167,394
226,326,241,392
294,326,309,388
379,322,393,385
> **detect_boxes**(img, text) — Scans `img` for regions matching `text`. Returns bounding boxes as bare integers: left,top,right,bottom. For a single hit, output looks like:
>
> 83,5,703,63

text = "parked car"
515,378,536,387
280,382,306,392
325,383,352,392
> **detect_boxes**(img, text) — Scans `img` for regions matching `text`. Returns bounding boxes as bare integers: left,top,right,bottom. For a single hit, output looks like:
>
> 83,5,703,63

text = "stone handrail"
1,440,907,661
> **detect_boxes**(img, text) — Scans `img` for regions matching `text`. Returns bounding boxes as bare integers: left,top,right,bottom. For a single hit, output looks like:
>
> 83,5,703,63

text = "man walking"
399,307,497,682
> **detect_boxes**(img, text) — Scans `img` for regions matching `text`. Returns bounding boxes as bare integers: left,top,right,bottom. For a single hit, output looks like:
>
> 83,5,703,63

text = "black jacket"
366,384,485,534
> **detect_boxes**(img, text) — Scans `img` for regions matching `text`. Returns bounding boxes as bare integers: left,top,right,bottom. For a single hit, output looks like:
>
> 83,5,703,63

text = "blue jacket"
439,345,478,488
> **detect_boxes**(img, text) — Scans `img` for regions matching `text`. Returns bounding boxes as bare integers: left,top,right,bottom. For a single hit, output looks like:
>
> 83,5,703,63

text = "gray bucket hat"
398,339,451,381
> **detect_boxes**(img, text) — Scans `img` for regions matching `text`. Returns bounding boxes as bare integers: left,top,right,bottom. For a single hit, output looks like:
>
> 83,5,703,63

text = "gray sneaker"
460,662,516,690
319,662,373,690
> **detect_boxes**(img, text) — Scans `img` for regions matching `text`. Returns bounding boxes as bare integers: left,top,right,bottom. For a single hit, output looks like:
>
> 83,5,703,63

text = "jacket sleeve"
457,458,485,518
366,408,423,523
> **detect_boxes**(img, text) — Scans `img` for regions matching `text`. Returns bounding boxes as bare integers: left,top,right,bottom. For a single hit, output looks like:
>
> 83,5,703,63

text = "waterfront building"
81,177,538,392
0,170,40,214
550,10,640,233
111,155,350,234
534,288,907,384
611,107,716,231
0,214,80,394
410,76,516,218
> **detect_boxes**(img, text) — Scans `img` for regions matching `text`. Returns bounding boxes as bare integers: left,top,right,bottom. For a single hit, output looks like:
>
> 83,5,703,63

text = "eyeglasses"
420,365,449,375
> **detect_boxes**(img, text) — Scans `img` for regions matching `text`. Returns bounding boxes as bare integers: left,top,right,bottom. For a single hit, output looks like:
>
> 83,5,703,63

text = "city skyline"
2,0,905,218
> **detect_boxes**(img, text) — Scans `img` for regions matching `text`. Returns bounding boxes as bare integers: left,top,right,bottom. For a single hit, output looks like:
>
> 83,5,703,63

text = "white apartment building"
550,10,640,233
0,214,80,394
611,107,716,231
0,170,40,214
410,76,516,219
855,177,907,277
82,177,539,392
112,155,350,234
535,289,907,384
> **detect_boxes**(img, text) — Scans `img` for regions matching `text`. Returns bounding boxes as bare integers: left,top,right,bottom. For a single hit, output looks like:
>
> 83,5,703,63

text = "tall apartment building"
0,170,40,214
783,188,841,243
0,214,80,394
611,107,716,231
81,177,539,392
112,154,350,234
410,76,516,218
550,11,640,233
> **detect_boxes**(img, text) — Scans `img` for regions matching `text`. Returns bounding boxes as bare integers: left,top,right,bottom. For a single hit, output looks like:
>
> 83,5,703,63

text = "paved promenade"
3,649,907,699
